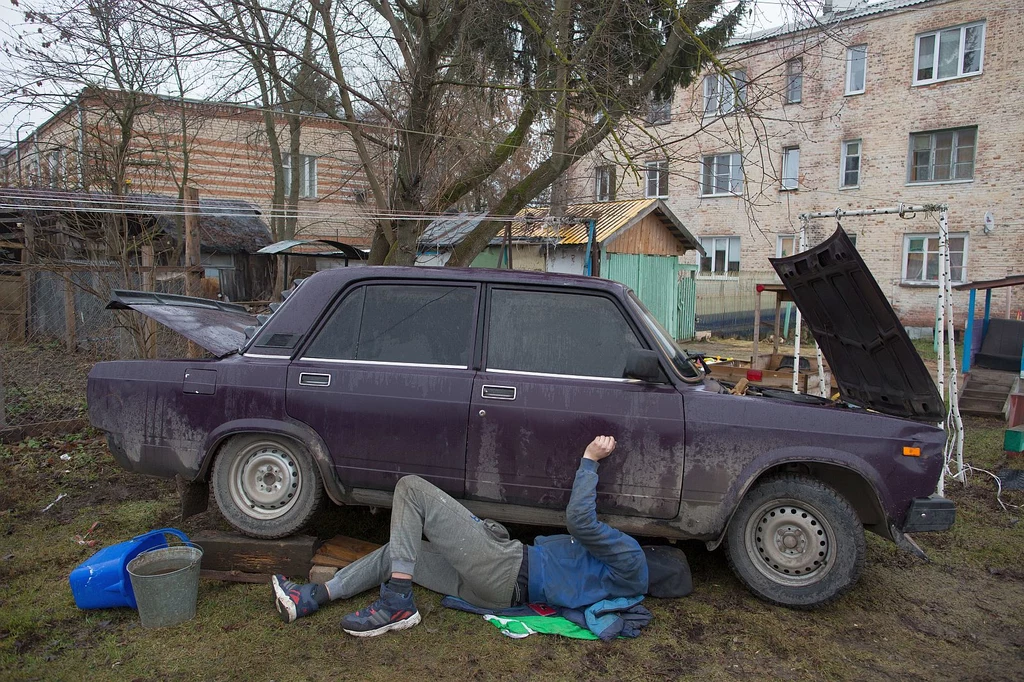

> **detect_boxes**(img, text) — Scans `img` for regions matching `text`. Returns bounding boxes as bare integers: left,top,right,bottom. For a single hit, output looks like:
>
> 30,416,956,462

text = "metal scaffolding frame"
797,204,964,497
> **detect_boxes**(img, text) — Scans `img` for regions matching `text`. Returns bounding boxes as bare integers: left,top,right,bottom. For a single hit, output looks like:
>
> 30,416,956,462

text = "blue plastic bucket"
69,528,189,610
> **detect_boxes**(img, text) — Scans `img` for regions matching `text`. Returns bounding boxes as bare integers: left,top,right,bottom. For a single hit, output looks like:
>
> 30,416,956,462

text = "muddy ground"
1,418,1022,681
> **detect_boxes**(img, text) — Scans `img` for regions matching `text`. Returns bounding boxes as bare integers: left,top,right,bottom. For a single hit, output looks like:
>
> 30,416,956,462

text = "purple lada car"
88,229,954,608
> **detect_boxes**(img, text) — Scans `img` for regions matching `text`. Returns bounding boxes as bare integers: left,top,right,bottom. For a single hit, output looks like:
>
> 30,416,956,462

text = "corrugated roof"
510,198,704,254
729,0,936,47
419,213,489,247
0,188,271,254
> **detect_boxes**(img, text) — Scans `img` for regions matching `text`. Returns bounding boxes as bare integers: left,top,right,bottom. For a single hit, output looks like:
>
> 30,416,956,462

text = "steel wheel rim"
744,497,836,587
227,442,302,520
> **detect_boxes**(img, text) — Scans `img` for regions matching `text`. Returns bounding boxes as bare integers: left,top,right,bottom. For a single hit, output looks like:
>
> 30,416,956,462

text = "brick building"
0,90,374,248
569,0,1022,333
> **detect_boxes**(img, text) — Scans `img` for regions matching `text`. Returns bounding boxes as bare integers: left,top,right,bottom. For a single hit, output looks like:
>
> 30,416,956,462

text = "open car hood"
769,228,944,422
107,290,258,358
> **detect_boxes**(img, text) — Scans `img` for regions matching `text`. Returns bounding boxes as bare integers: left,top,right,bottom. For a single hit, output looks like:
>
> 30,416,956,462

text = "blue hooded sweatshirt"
527,458,649,609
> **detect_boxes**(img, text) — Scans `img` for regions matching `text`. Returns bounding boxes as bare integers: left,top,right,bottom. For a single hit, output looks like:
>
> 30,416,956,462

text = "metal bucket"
126,544,203,628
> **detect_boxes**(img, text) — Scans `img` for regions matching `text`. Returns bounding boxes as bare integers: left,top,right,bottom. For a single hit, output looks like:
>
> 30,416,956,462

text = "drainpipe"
77,101,86,188
583,219,596,276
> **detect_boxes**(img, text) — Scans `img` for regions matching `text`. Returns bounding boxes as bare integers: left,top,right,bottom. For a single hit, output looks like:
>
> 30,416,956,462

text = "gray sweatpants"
324,475,524,609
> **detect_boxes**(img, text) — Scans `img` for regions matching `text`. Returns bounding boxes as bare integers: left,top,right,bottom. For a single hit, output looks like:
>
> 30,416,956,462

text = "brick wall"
5,97,376,245
570,0,1022,329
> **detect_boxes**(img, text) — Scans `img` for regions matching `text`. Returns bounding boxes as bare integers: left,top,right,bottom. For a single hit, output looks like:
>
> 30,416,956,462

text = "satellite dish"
983,212,995,234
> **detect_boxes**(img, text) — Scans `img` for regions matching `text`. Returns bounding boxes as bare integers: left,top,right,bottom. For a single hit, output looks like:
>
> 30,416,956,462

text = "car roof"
302,265,630,294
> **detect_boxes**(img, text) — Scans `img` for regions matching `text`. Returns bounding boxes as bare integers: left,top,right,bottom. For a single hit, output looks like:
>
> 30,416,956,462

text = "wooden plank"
200,569,273,584
191,530,316,575
312,535,381,567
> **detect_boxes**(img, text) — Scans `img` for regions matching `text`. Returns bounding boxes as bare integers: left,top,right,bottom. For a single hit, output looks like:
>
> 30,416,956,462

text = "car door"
286,281,479,496
465,286,685,519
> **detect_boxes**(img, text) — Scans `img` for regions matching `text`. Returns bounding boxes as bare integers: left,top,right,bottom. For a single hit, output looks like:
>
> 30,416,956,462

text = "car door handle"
481,385,516,401
298,372,332,387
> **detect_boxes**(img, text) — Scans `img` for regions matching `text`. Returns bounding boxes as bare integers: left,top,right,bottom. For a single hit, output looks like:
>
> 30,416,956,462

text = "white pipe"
792,221,807,394
800,205,946,220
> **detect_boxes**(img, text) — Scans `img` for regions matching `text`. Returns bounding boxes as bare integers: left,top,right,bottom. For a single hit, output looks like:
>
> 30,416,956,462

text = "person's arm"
565,437,645,580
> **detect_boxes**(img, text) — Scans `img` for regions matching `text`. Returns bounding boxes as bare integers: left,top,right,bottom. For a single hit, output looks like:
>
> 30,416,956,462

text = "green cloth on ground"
483,614,598,640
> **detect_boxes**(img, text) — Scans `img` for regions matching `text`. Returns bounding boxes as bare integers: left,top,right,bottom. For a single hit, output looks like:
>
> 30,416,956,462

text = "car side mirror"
623,349,663,382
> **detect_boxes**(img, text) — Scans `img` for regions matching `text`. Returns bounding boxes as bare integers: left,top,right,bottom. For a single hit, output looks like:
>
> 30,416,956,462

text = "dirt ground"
1,417,1022,681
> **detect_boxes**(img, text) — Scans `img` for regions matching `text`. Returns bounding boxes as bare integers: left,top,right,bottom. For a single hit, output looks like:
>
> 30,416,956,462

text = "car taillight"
747,370,763,382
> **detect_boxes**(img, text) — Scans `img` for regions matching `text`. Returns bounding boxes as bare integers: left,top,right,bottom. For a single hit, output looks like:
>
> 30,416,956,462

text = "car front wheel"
724,474,865,609
212,434,323,539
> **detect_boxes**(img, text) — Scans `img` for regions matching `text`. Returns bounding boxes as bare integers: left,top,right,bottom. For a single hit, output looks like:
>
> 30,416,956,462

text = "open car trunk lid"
770,228,944,422
107,290,258,358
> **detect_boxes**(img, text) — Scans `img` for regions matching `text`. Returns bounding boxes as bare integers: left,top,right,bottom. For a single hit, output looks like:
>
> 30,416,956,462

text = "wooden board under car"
192,531,380,583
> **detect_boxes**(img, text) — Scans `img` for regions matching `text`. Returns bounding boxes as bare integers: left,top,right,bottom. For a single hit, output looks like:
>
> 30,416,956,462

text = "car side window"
306,284,476,366
486,289,642,378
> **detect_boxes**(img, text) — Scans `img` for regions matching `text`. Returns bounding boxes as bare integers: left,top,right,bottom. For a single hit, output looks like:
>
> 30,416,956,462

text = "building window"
841,139,861,187
699,236,741,275
700,153,742,196
777,235,797,258
645,161,668,198
646,97,672,125
845,45,867,95
914,21,985,85
595,165,616,202
703,70,747,117
781,147,800,190
283,153,318,198
909,127,975,183
903,234,967,284
46,149,62,189
785,59,803,103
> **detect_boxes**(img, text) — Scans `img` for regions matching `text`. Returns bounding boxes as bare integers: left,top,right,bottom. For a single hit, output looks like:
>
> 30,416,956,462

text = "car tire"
724,474,865,609
211,434,324,539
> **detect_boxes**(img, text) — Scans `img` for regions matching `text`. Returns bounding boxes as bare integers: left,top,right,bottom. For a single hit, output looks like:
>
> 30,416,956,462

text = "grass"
1,421,1022,681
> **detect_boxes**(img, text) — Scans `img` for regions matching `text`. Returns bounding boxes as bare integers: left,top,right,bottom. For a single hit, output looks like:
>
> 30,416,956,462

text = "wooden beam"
191,531,317,577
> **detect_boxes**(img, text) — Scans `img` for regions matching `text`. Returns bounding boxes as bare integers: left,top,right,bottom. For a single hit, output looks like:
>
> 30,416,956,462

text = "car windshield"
627,292,702,380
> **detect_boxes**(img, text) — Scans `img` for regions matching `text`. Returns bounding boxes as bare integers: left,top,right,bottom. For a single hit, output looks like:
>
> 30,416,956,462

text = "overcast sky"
0,0,813,144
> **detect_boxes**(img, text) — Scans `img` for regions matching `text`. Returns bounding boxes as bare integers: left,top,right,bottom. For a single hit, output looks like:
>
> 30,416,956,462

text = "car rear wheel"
212,434,323,539
724,474,865,609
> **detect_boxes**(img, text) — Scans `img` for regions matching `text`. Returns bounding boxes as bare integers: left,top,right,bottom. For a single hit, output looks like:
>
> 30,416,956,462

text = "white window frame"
908,127,976,184
781,147,800,191
901,233,968,285
595,165,615,202
777,235,798,258
644,160,669,198
703,70,747,117
913,21,985,85
697,236,741,277
700,152,743,197
845,45,867,95
785,59,803,104
282,153,318,198
840,139,861,188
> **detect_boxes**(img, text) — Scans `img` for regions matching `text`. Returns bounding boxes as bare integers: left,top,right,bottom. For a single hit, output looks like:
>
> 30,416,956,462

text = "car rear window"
305,284,476,366
486,289,642,378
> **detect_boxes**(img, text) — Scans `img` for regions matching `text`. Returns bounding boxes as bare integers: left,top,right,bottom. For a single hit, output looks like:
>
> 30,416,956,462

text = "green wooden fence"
604,253,696,341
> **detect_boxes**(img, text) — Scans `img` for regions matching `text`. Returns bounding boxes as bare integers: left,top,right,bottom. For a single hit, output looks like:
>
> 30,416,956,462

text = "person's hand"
583,435,616,462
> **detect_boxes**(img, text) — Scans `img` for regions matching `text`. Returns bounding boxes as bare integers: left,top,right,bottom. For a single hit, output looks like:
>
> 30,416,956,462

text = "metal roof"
729,0,937,47
257,239,367,260
510,198,704,254
954,275,1024,292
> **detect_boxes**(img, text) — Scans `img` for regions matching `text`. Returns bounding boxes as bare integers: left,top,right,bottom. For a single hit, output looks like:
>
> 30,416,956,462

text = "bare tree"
148,0,747,265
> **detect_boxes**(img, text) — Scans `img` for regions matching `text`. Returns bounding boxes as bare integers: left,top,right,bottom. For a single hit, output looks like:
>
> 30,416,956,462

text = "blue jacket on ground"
527,458,649,609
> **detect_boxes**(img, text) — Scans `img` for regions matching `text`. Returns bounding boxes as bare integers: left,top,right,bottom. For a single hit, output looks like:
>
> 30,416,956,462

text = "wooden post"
140,244,157,359
183,187,201,358
752,286,761,366
62,276,76,353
